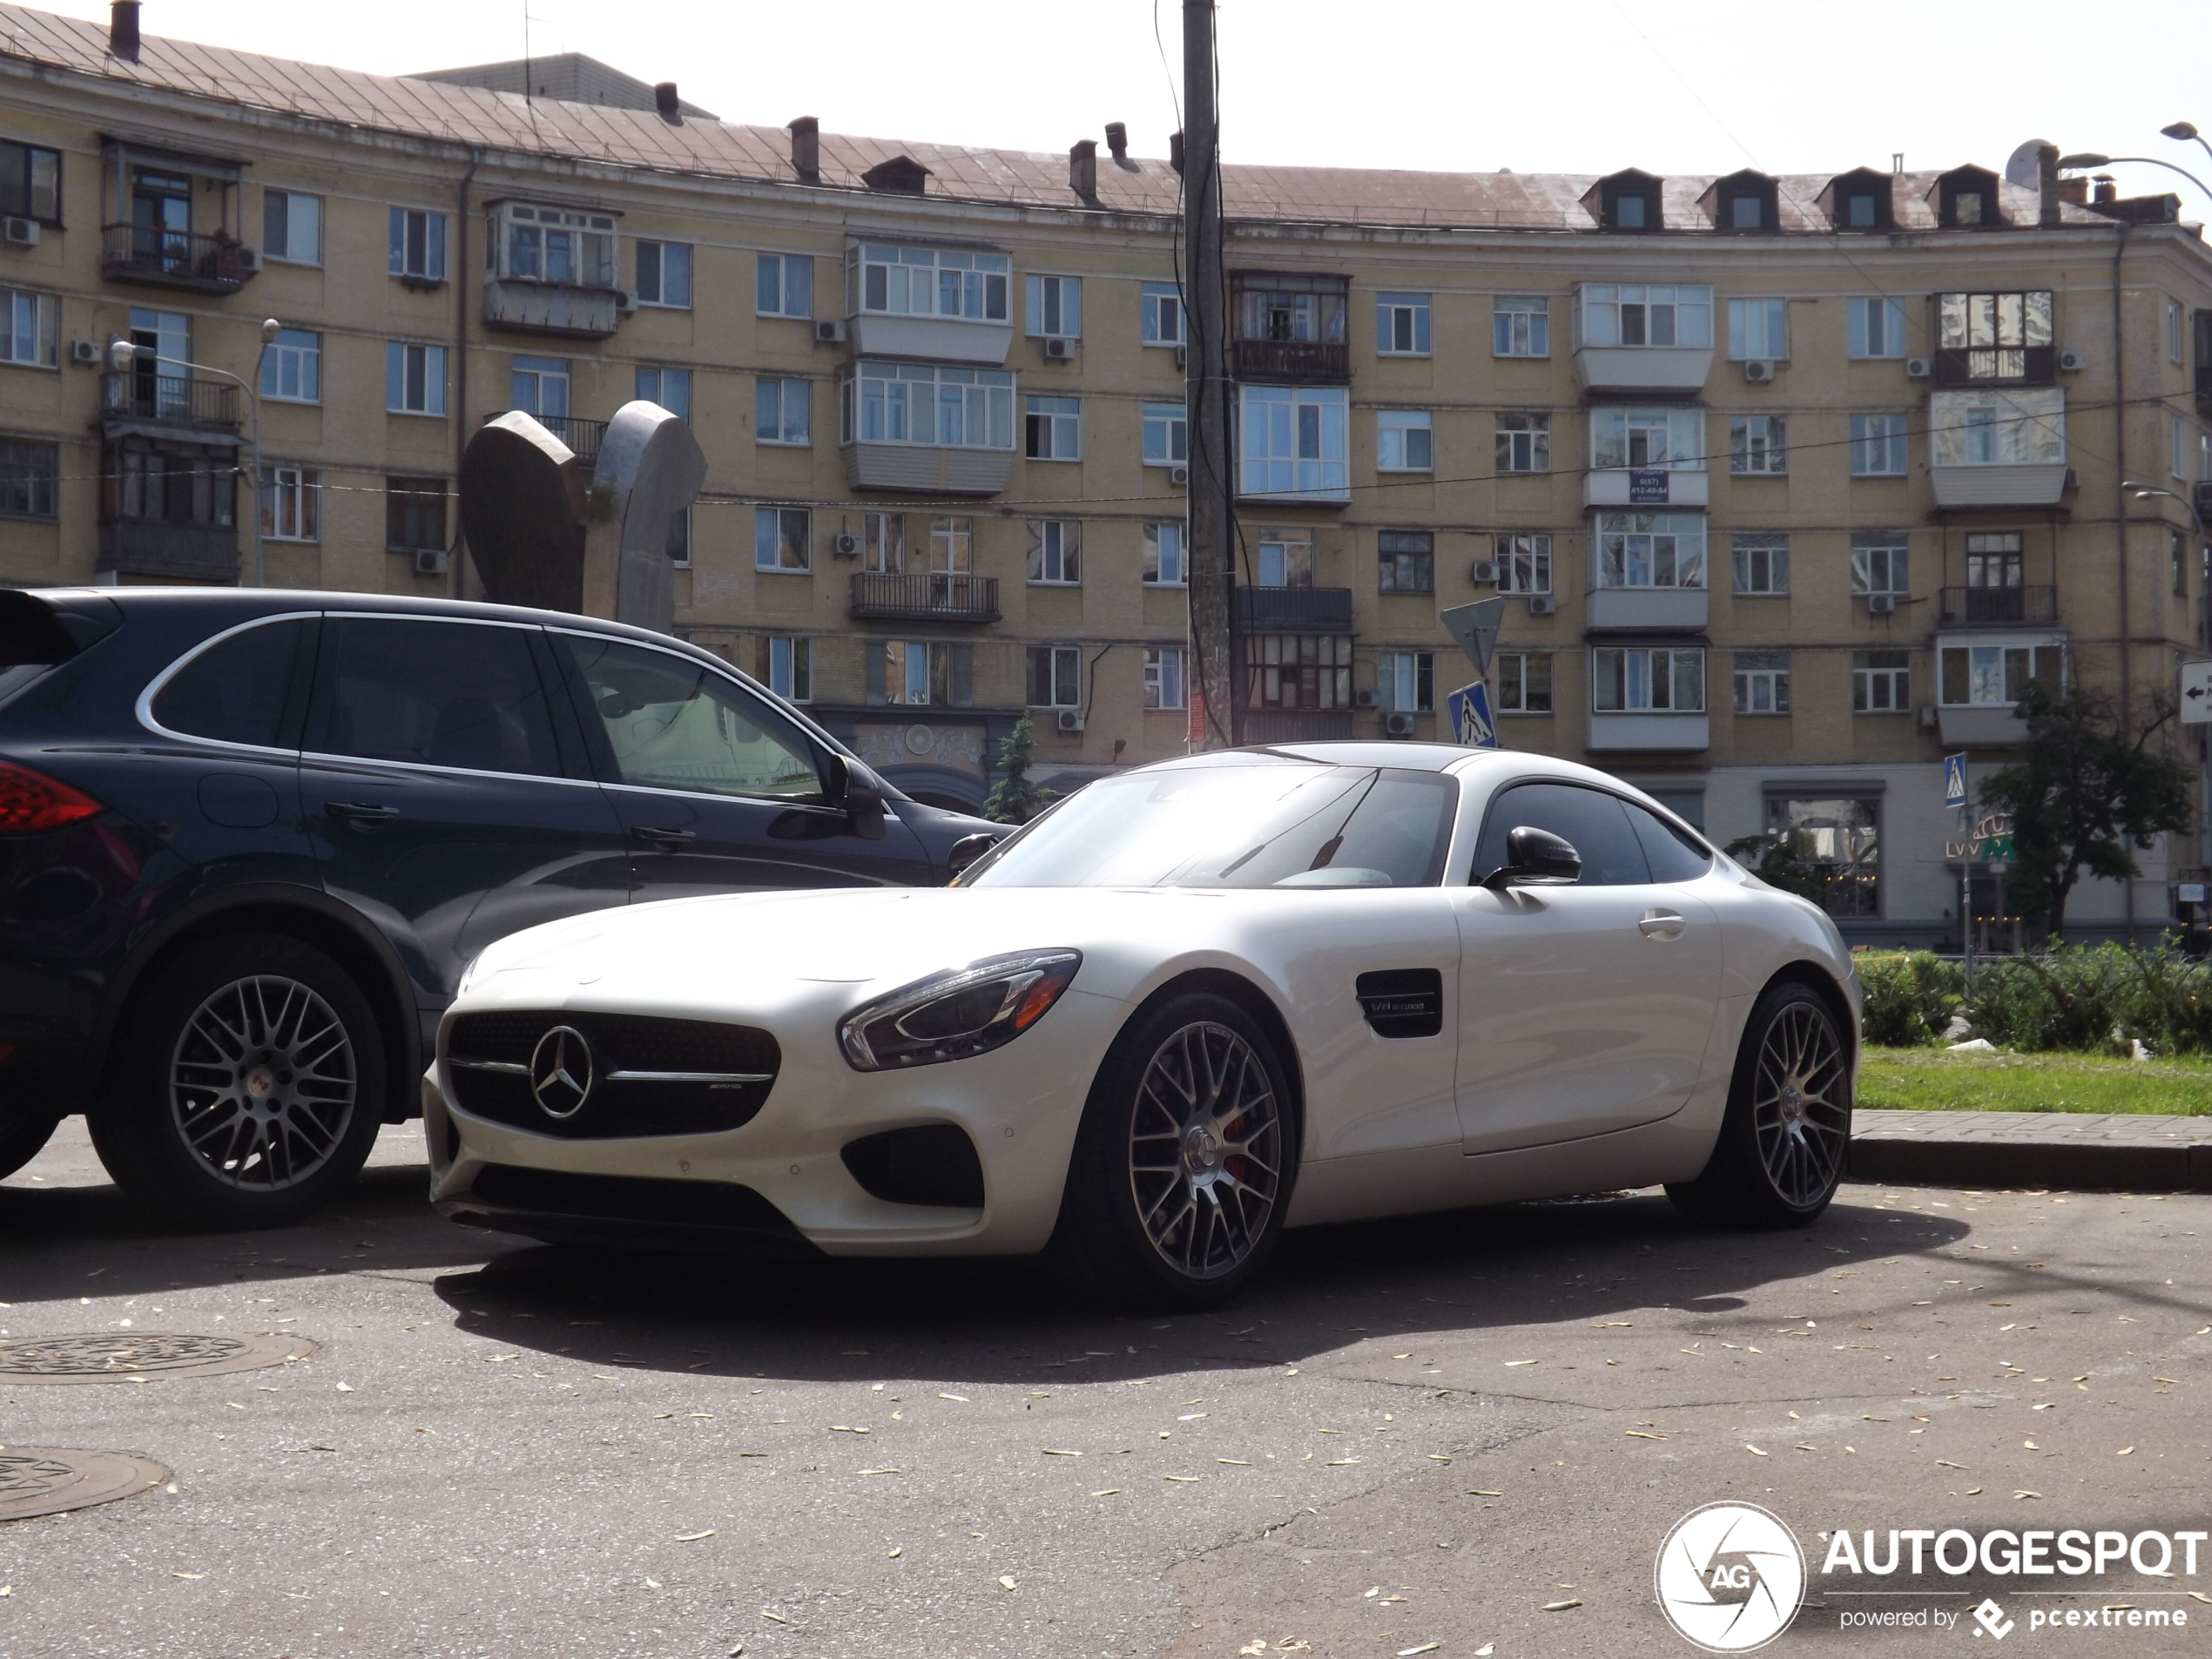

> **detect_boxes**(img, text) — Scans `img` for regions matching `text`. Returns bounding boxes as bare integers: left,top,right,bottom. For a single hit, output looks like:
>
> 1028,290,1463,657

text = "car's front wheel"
1050,990,1297,1310
1667,981,1851,1229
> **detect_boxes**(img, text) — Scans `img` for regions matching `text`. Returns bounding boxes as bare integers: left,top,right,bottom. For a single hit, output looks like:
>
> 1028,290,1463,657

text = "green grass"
1858,1044,2212,1116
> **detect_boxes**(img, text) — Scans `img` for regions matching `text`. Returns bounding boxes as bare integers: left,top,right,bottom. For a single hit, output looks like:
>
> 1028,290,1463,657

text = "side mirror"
826,753,887,840
944,832,1001,884
1481,825,1582,889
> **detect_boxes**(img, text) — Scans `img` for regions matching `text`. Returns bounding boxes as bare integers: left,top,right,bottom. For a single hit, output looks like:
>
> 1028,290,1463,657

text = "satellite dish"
2005,139,2055,187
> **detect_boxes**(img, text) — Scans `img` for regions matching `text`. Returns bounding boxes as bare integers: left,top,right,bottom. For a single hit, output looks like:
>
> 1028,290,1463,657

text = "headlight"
837,950,1082,1071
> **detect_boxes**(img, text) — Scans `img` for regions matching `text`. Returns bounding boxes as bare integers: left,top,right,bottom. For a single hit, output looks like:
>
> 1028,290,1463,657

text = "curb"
1848,1134,2212,1193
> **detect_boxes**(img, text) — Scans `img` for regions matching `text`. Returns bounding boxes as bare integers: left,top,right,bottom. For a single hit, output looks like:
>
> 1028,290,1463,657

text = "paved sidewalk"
1851,1105,2212,1190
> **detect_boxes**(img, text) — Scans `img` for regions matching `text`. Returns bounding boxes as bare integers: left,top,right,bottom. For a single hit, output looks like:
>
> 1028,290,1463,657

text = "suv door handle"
1637,909,1686,939
325,801,398,823
631,825,697,846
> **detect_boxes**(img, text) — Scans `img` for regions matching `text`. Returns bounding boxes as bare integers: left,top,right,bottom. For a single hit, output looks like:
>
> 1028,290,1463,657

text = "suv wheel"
91,933,387,1230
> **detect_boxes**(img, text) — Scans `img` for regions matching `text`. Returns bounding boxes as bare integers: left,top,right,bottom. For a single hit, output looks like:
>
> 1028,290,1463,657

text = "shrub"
1855,951,1964,1047
1964,942,2212,1055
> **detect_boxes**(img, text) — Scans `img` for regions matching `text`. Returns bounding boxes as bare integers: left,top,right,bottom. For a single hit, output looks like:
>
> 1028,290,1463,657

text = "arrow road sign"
1439,598,1507,678
1447,681,1499,748
1942,752,1969,809
2182,662,2212,726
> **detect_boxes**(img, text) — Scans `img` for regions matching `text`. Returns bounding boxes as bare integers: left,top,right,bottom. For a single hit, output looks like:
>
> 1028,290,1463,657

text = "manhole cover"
0,1332,316,1384
0,1448,170,1521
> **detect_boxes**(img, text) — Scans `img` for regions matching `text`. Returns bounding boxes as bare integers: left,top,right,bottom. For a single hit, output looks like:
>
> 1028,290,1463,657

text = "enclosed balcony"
1587,587,1709,631
1927,388,2067,509
1571,283,1714,395
1937,585,2058,627
482,201,625,339
1231,273,1350,383
1233,586,1354,634
1934,633,2067,745
840,361,1016,496
847,572,1001,624
1587,712,1710,752
98,520,238,583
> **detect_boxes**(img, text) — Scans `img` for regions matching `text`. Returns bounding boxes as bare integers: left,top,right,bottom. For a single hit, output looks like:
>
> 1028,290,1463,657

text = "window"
1143,646,1185,710
757,377,812,445
1378,529,1433,594
1247,634,1353,709
635,366,691,421
2177,528,2192,599
1592,647,1704,711
2175,417,2189,480
1376,293,1431,355
1377,409,1433,471
1141,281,1184,346
111,446,233,529
1935,292,2054,380
388,208,447,282
261,190,320,264
1474,783,1654,887
1494,295,1550,357
1235,274,1348,346
1851,650,1910,712
1028,520,1081,584
1143,521,1185,585
1963,532,2023,595
1940,640,2066,706
1929,388,2064,467
1731,534,1789,595
862,511,905,573
665,507,691,569
1254,528,1314,588
1842,190,1884,228
1575,285,1714,349
842,361,1015,451
311,618,562,779
509,355,568,420
1027,644,1082,708
1238,385,1348,499
0,438,57,519
873,640,973,708
1730,415,1786,475
1024,395,1081,460
1589,407,1703,471
0,140,60,225
2170,300,2186,363
1723,188,1770,231
634,241,691,308
1766,797,1878,917
1850,534,1909,597
1025,273,1082,339
1496,532,1553,595
1849,297,1907,359
259,328,320,403
1,287,57,368
385,341,447,415
1142,402,1187,466
1494,411,1549,474
850,244,1011,322
1378,651,1435,713
756,253,813,319
1493,651,1552,713
755,506,810,572
766,637,812,703
560,635,824,801
260,464,319,542
1732,651,1791,715
384,476,446,552
927,516,973,576
1726,298,1788,361
496,203,617,288
151,617,306,749
1597,512,1706,589
1850,413,1910,475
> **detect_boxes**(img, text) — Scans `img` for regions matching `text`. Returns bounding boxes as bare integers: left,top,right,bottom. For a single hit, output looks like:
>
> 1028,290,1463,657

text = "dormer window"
1709,171,1779,233
1937,166,2004,230
492,203,617,289
1589,170,1664,233
1821,169,1896,231
861,156,930,196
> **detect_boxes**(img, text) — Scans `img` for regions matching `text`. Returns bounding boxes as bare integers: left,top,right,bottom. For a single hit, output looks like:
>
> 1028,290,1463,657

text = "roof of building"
0,3,2125,233
412,51,716,120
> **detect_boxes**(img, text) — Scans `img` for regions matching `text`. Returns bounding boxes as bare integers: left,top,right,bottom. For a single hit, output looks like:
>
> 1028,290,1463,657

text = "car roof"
22,584,687,650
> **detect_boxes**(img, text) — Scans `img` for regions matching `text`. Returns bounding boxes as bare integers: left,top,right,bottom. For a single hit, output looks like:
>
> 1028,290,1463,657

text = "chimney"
108,0,140,61
2093,176,2117,205
653,81,679,119
1069,138,1097,200
789,117,819,185
2059,176,2088,206
1169,130,1185,176
2037,142,2061,228
1104,122,1129,162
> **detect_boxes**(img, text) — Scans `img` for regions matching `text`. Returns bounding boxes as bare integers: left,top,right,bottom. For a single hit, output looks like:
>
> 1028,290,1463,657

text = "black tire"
1049,990,1298,1312
1667,981,1851,1230
0,1106,62,1182
88,933,388,1230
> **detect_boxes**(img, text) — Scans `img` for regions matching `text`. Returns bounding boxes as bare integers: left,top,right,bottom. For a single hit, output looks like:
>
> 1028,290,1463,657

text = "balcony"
1231,272,1350,384
1587,587,1709,631
1932,346,2055,388
98,520,238,583
489,412,606,470
850,314,1014,366
1586,712,1710,752
1936,705,2029,746
100,372,242,436
99,225,259,294
1234,587,1355,635
482,278,623,340
1572,346,1713,396
1937,585,2058,627
1242,710,1355,743
842,443,1013,497
1928,464,2071,509
1583,469,1710,509
1232,339,1351,383
847,572,1001,624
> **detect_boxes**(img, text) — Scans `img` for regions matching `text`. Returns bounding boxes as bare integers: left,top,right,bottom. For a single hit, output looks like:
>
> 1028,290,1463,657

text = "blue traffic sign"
1942,752,1969,809
1448,682,1499,749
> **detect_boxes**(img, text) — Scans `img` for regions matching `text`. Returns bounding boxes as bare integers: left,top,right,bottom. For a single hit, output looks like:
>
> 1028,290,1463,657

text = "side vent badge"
1355,969,1444,1039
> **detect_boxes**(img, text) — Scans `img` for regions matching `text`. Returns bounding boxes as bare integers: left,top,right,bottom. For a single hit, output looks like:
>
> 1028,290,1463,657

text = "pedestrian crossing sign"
1448,682,1498,748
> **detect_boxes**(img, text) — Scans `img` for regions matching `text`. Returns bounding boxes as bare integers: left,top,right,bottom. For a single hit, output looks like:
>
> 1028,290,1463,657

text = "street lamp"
109,317,281,587
2054,152,2212,202
2162,121,2212,166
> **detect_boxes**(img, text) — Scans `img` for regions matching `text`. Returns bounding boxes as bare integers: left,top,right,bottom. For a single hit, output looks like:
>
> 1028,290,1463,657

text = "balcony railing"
1932,345,2056,388
99,225,259,293
1234,586,1355,634
489,412,607,469
1938,585,2059,627
1232,339,1351,383
98,519,238,583
1241,709,1355,744
101,371,242,433
847,571,1001,624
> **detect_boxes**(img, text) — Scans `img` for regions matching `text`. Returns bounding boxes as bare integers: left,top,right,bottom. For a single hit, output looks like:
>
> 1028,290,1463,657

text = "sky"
30,0,2212,225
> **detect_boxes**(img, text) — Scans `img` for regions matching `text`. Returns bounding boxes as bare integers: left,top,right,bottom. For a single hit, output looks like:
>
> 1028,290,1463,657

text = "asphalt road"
2,1119,2206,1658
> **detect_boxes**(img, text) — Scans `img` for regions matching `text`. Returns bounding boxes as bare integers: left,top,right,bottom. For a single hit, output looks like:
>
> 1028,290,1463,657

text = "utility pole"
1183,0,1234,749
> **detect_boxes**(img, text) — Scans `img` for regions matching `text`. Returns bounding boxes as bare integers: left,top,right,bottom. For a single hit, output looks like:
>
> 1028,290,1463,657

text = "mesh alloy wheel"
168,974,358,1190
1751,998,1849,1209
1126,1021,1285,1281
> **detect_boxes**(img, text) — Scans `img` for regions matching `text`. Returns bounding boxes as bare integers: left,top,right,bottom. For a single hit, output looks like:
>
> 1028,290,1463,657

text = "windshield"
966,763,1457,889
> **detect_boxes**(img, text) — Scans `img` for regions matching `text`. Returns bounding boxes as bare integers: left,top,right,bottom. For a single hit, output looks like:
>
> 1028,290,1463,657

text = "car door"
298,613,634,1015
1453,780,1721,1155
550,629,934,900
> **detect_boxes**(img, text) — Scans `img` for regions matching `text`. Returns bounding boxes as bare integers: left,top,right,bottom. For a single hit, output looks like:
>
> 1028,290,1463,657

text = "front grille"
458,1164,808,1251
444,1010,780,1138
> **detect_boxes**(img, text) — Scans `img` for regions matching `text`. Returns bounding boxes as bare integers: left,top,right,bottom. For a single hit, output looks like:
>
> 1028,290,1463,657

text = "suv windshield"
966,763,1457,889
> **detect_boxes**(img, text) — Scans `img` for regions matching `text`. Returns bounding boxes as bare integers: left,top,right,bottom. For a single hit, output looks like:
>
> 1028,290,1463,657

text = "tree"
981,713,1058,825
1977,683,2195,934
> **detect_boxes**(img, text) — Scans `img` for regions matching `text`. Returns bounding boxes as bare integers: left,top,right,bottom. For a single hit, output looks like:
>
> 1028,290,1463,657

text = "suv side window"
152,617,311,750
1623,799,1712,882
1473,780,1651,887
306,617,562,777
556,634,826,803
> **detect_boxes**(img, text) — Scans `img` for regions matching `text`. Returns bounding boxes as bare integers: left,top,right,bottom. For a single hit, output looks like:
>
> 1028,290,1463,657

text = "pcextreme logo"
1655,1502,1807,1653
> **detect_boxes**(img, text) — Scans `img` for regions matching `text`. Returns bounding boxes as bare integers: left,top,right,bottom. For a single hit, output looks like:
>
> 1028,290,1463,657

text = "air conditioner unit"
1168,464,1190,487
1055,708,1086,733
1527,594,1556,616
1383,711,1418,738
2064,467,2080,492
813,318,847,345
2,216,39,247
833,532,860,557
615,289,639,314
1469,560,1500,584
1354,688,1377,709
1868,593,1897,616
1173,343,1188,369
1918,705,1939,731
1742,358,1776,383
68,339,100,365
1905,356,1933,379
233,246,262,274
2057,347,2087,372
1043,336,1077,361
412,548,450,577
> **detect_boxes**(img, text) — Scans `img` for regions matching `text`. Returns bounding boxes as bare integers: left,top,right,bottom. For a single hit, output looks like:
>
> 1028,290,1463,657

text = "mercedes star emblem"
528,1025,595,1119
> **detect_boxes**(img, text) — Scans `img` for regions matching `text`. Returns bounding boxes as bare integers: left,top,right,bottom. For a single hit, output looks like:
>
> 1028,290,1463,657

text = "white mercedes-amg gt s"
425,743,1858,1307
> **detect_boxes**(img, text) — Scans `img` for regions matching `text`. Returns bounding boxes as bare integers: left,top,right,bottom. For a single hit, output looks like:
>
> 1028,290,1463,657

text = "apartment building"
2,3,2209,941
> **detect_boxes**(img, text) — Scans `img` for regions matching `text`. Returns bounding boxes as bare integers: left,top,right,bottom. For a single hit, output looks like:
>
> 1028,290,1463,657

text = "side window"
307,618,560,777
151,617,310,750
1623,799,1713,882
558,635,825,804
1473,781,1650,887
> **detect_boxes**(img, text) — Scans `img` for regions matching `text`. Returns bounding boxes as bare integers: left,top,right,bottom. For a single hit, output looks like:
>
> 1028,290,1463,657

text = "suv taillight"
0,760,103,834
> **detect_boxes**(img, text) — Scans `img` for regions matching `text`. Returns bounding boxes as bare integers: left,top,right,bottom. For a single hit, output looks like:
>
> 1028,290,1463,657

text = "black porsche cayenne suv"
0,586,996,1229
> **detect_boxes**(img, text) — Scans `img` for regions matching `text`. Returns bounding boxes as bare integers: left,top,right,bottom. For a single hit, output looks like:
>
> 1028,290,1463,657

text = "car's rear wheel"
1050,991,1296,1311
90,934,387,1230
1667,981,1851,1229
0,1105,62,1181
